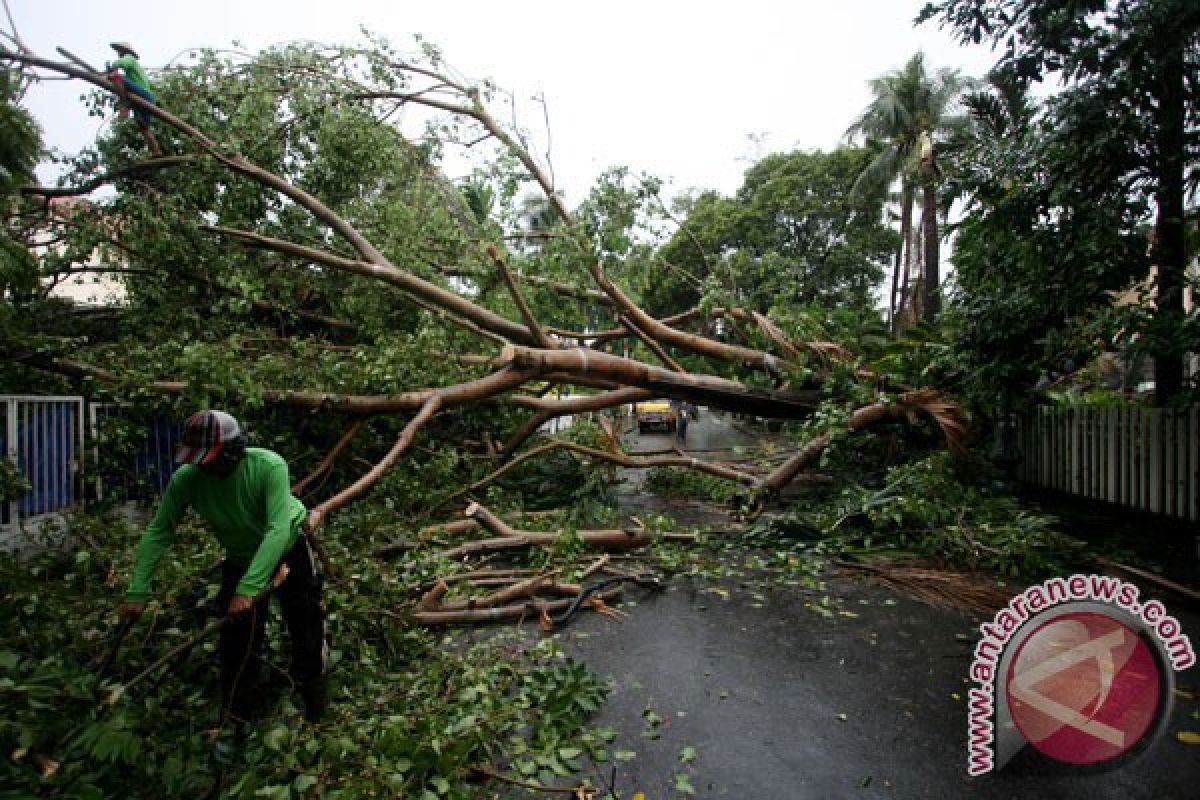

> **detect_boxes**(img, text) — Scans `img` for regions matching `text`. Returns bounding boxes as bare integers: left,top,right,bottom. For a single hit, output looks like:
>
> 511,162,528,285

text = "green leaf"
264,725,289,752
292,774,317,792
673,773,697,795
679,746,697,764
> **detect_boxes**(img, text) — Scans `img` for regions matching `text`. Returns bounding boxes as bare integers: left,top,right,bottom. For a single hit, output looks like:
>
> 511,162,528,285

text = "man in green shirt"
106,42,162,156
118,410,328,722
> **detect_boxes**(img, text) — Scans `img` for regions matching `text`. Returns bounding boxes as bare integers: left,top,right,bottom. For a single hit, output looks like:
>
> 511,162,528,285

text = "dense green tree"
846,52,969,327
921,0,1200,402
0,68,43,342
938,75,1149,409
656,147,899,317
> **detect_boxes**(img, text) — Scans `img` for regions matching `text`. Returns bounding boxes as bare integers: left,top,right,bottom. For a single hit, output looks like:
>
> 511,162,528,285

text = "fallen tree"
0,39,965,580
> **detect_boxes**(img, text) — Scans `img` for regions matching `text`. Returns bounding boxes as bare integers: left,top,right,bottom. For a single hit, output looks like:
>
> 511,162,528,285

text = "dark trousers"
215,534,326,716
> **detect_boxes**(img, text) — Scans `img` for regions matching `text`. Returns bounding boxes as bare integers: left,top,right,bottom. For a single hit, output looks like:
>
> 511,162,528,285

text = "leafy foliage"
652,147,898,317
0,513,619,799
922,0,1199,402
760,452,1079,578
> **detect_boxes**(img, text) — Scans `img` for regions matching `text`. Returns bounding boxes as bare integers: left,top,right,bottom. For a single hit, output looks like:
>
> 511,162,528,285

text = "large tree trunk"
1152,40,1187,405
920,133,941,324
890,183,914,335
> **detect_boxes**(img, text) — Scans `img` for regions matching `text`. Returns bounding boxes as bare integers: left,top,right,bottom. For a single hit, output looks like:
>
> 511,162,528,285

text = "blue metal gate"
1,396,86,536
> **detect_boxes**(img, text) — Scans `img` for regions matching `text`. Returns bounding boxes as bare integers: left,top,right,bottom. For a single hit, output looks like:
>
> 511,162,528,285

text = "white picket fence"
1017,406,1199,521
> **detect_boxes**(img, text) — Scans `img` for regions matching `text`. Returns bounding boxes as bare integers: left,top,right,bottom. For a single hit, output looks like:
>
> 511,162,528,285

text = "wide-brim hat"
109,41,139,59
175,410,242,465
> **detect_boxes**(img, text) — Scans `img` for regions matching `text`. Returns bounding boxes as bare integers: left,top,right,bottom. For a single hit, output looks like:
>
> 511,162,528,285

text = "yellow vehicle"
635,399,677,434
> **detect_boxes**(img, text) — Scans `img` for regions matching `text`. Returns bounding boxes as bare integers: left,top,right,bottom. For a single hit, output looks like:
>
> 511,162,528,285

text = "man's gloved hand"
117,601,146,620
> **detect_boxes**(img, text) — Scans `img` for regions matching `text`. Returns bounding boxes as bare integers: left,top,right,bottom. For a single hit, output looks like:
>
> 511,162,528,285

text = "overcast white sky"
12,0,999,203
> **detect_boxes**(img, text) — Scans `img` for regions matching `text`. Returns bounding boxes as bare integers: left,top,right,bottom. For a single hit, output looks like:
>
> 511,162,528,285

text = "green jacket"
127,448,307,601
110,54,152,93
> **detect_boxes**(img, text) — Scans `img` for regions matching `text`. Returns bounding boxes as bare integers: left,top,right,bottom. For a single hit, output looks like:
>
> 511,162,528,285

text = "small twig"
471,763,580,795
581,555,610,579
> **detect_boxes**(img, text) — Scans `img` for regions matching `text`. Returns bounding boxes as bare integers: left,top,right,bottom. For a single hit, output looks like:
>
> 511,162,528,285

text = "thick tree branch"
0,49,393,265
206,225,541,346
620,314,686,373
20,155,197,199
308,397,440,530
757,389,968,492
500,345,817,418
12,351,538,414
436,502,652,560
484,243,550,347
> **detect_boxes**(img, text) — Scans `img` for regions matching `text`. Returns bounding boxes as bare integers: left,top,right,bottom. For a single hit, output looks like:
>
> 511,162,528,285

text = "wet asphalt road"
539,412,1200,799
557,573,1199,800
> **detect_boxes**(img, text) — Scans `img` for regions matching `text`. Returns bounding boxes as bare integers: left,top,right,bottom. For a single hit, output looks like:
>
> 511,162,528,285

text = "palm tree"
459,177,496,226
847,53,968,328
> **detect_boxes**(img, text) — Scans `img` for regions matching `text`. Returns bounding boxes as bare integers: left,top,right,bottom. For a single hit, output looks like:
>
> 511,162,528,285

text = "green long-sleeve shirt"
110,54,152,93
127,448,307,601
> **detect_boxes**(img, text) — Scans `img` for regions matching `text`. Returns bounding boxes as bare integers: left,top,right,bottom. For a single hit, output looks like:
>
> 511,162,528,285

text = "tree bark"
891,183,914,334
500,345,817,418
1151,39,1187,405
920,133,941,323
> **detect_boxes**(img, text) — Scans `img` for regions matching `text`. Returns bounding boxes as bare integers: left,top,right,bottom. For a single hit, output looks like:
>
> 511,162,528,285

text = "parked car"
635,399,677,434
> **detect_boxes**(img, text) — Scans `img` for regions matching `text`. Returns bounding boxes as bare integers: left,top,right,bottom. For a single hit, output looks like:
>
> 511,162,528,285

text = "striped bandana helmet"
175,410,243,465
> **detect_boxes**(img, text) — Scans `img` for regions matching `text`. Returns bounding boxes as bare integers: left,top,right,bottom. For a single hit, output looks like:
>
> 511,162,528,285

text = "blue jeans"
122,80,156,128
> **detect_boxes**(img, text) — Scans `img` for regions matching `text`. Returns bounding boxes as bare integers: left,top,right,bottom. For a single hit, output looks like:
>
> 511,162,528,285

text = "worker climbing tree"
105,41,162,156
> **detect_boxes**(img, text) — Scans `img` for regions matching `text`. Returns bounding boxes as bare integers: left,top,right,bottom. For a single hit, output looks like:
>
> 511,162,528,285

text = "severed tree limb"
437,573,558,611
438,502,652,559
412,586,621,627
416,580,449,612
291,419,366,497
500,408,554,457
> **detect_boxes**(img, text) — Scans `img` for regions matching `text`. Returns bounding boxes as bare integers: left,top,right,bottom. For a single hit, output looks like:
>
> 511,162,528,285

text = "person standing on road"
676,403,690,443
116,410,328,722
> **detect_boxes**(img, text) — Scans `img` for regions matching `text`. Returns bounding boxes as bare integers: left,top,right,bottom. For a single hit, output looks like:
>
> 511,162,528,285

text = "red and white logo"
1005,611,1163,765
